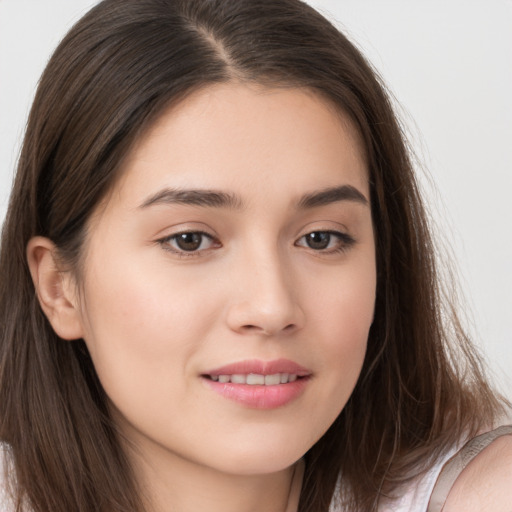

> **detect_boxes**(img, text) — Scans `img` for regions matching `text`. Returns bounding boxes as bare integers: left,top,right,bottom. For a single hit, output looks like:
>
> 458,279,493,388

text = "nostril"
239,323,297,336
241,324,259,331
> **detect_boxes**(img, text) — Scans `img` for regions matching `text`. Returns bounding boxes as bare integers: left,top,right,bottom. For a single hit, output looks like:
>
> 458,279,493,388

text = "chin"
218,454,303,477
202,429,318,476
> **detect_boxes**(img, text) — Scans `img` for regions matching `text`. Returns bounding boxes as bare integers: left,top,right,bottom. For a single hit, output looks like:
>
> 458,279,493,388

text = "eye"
159,231,219,254
296,230,355,252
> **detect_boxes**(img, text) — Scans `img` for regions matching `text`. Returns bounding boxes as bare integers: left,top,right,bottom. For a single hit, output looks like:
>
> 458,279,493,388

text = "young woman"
0,1,510,511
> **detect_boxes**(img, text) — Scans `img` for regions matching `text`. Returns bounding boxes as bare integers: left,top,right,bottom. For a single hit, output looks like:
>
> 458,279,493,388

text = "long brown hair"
0,1,504,511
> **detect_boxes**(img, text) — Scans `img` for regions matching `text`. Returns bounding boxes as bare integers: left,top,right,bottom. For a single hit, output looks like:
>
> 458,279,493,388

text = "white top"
372,445,460,512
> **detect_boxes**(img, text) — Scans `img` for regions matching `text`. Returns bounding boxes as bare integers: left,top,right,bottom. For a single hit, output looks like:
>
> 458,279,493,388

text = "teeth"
246,374,265,385
211,373,300,385
265,374,281,386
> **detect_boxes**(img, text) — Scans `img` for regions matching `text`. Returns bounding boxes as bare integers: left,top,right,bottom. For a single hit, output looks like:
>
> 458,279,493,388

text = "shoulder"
444,432,512,512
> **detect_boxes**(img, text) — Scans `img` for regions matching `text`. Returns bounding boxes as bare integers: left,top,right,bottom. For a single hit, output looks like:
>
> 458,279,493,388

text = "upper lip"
204,359,311,377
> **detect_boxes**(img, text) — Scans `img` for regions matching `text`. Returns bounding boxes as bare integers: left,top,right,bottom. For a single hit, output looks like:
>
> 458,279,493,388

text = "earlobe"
26,236,84,340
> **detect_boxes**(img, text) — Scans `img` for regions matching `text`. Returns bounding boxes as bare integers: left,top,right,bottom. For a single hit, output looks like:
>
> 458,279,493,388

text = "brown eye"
304,232,331,250
296,230,356,253
160,231,217,254
175,232,204,251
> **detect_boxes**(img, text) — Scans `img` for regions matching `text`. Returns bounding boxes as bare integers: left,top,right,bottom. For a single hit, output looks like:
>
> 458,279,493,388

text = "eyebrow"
139,188,243,209
139,184,368,210
297,185,368,208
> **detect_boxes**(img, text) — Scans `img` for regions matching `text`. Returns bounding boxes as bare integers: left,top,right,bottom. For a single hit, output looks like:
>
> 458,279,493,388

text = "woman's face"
75,83,376,476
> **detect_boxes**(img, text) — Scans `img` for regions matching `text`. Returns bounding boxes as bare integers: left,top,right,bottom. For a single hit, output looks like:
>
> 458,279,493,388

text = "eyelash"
157,229,355,258
295,230,356,254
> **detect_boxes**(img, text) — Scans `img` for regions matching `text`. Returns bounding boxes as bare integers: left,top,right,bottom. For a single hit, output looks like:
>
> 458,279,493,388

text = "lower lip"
202,377,309,409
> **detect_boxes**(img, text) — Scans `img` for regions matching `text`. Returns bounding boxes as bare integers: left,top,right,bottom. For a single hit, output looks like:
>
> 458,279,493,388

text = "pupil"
177,233,202,251
307,232,330,249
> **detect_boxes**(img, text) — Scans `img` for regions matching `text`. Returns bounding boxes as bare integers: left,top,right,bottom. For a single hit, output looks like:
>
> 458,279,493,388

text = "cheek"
77,260,221,397
308,257,375,394
312,253,375,337
83,254,214,337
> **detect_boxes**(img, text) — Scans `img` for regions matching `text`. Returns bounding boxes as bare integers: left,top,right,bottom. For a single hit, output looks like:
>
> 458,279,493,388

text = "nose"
225,249,305,337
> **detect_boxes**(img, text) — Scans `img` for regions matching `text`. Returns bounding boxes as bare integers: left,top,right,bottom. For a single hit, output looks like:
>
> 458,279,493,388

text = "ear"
26,236,84,340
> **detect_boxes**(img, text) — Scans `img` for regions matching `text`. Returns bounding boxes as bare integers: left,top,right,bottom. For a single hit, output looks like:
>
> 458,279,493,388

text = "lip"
201,359,311,409
205,358,311,377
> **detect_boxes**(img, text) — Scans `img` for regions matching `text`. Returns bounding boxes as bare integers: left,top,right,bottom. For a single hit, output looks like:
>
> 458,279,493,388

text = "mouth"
201,359,311,409
203,373,303,385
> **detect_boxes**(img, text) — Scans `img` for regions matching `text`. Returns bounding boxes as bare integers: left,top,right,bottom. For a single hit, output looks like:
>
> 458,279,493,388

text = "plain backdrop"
1,0,511,397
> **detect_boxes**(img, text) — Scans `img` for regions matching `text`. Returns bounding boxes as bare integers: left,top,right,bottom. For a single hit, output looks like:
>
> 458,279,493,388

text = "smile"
202,359,311,409
207,373,300,385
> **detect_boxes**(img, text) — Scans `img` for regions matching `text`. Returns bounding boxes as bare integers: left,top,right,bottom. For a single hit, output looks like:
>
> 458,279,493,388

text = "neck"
127,439,300,512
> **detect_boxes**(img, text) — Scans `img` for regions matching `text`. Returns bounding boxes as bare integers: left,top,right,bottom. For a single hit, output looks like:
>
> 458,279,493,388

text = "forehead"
109,82,369,209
